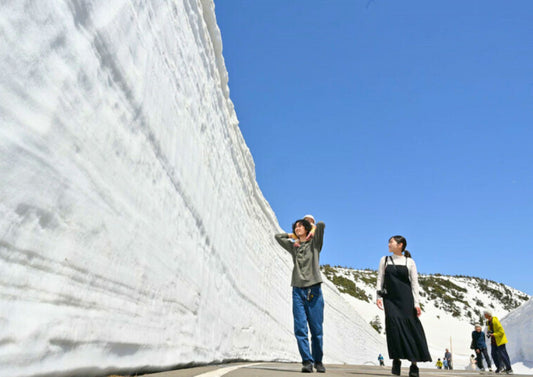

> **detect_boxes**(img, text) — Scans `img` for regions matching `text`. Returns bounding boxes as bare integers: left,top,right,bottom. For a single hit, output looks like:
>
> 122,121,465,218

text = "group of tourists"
470,313,513,374
274,215,514,376
435,349,453,370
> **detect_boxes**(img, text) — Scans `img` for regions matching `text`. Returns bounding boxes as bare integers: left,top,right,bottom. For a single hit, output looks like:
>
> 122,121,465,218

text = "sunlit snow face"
388,238,403,255
294,222,308,238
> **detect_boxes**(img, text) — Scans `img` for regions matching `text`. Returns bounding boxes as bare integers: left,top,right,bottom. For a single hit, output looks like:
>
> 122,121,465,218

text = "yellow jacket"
487,316,508,346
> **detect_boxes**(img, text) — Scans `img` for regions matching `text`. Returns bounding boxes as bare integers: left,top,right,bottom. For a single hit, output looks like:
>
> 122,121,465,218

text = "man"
275,218,326,373
484,310,513,374
444,349,452,370
471,323,492,371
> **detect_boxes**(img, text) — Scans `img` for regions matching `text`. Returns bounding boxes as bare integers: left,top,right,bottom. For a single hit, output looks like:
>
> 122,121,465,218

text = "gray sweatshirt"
275,222,325,288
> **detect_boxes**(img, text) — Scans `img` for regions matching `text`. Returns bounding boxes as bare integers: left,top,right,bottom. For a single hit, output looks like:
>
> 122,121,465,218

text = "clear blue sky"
214,0,533,295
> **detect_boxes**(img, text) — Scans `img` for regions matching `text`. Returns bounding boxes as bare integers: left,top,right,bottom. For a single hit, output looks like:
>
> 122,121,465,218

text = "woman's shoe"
409,364,419,377
392,359,401,375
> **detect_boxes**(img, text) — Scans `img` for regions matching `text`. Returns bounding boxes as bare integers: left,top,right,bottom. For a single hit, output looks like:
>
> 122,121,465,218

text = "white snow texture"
503,299,533,369
0,1,384,376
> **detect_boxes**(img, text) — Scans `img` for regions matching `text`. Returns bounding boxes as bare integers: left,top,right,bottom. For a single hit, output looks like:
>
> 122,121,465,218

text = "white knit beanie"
303,214,315,223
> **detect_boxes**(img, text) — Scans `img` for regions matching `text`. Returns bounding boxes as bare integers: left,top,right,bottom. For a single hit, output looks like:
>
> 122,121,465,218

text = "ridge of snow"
502,298,533,368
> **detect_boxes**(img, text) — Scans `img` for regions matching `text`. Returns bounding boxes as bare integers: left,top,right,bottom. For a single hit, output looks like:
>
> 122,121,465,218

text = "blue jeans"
292,284,324,364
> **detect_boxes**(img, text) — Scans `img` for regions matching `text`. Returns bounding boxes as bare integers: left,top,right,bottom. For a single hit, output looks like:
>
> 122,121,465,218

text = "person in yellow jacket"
435,358,443,369
484,310,513,374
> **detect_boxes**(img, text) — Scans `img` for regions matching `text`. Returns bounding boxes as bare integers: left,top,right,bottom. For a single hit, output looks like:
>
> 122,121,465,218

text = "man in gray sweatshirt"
275,219,326,373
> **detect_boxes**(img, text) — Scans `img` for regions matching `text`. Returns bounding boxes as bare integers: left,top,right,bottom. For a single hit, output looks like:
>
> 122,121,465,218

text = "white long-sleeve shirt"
376,254,421,307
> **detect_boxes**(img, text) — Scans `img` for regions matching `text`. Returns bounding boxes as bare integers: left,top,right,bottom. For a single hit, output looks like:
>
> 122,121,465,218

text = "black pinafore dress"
383,256,431,362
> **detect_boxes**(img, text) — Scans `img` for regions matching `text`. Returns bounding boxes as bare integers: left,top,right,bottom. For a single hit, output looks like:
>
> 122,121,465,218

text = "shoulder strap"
387,256,398,271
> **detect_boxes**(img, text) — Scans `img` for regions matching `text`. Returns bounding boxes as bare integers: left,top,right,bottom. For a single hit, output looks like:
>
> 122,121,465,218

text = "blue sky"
214,0,533,295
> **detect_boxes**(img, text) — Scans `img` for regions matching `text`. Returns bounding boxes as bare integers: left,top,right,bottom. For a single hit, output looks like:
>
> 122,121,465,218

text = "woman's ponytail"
403,249,412,258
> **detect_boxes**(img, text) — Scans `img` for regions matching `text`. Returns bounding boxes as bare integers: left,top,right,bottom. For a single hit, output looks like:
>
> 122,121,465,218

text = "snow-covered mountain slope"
0,1,385,377
322,265,531,369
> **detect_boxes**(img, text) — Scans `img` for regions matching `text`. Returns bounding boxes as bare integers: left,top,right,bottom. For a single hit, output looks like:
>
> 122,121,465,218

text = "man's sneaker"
489,369,493,372
314,362,326,373
392,359,401,376
301,361,313,373
495,368,502,374
409,364,419,377
505,369,513,375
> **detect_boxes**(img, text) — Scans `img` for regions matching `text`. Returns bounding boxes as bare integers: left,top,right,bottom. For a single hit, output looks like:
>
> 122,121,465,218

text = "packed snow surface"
502,298,533,371
0,1,385,376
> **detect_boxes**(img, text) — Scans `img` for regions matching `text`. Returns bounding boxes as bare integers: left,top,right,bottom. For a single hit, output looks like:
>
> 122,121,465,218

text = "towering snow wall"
0,1,385,376
502,299,533,367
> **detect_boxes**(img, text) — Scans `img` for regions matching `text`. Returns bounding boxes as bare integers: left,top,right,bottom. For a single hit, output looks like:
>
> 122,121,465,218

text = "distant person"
436,358,443,369
443,358,448,370
471,323,492,371
289,214,317,247
376,235,431,377
275,218,326,373
484,310,513,374
444,349,452,370
378,353,385,366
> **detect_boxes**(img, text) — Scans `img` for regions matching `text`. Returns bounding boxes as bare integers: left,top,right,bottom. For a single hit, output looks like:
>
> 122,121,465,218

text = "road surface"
138,362,528,377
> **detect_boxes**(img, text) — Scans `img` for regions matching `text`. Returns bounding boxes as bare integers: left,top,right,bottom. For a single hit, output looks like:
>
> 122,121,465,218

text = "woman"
376,235,431,377
275,218,326,373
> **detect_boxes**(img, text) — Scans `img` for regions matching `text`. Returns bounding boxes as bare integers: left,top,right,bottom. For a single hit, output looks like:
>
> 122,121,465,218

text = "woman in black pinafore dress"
376,236,431,377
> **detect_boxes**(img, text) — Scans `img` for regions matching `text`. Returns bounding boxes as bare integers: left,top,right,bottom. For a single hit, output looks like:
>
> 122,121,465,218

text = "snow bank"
502,298,533,368
0,1,384,376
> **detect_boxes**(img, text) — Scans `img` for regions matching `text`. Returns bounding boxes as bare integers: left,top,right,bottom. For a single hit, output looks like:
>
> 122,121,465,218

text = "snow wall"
502,298,533,367
0,1,385,376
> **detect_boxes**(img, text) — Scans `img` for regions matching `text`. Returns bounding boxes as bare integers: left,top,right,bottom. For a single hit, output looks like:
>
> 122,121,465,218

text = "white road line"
193,363,262,377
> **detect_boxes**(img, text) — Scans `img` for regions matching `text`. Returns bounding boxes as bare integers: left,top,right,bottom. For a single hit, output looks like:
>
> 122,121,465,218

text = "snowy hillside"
322,265,531,369
0,1,384,377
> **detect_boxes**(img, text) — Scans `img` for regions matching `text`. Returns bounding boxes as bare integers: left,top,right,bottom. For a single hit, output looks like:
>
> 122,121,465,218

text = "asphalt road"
140,362,529,377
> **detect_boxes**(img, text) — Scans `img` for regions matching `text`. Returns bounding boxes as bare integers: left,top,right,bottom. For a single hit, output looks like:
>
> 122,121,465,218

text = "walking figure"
376,235,431,377
484,310,513,374
444,348,452,370
471,323,492,371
